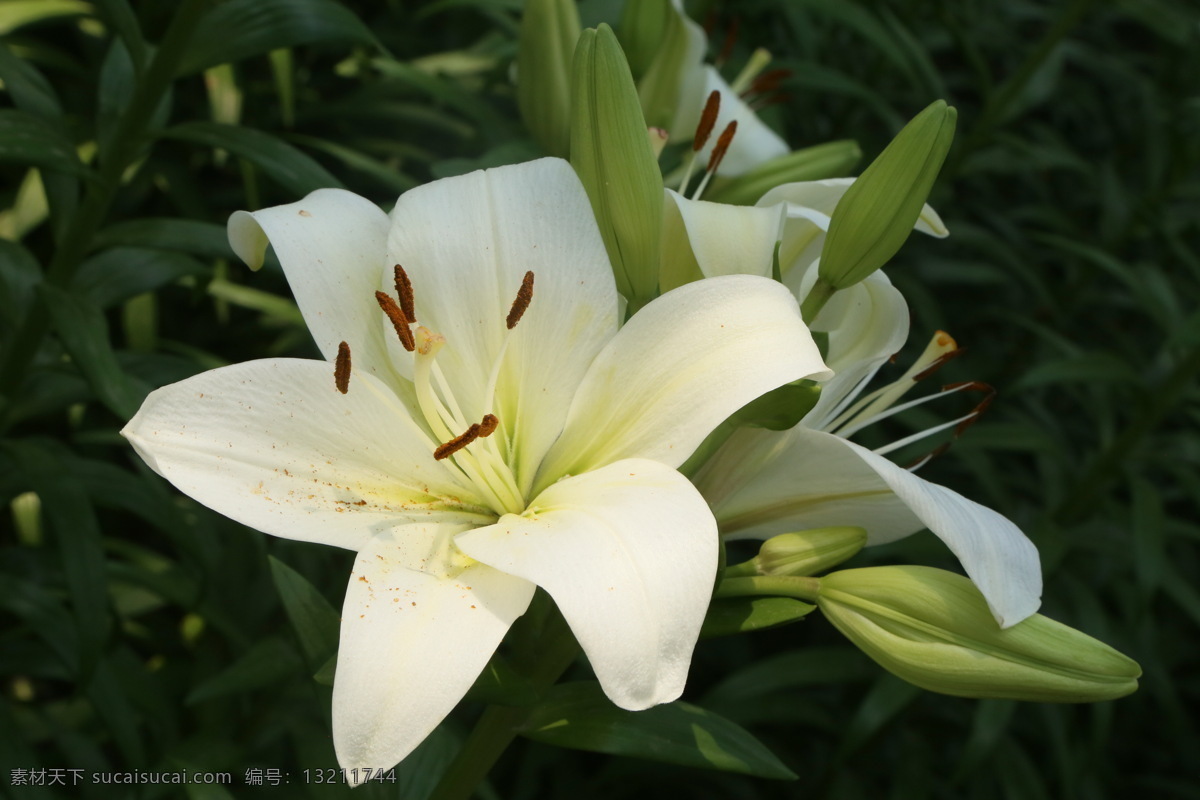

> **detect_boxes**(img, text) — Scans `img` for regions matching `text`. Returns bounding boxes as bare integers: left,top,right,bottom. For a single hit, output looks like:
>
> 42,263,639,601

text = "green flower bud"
517,0,580,158
623,0,696,130
570,25,663,310
756,527,867,577
617,0,670,80
815,101,956,304
704,140,863,206
818,566,1141,702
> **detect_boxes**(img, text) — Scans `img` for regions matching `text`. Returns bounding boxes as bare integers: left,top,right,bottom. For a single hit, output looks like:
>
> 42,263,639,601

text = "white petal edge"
121,359,490,551
385,158,619,495
699,427,1042,627
538,275,830,484
455,459,716,710
334,525,535,780
228,189,401,386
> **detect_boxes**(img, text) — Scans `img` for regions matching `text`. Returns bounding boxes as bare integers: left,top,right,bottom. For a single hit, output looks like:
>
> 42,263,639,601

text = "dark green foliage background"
1,0,1196,798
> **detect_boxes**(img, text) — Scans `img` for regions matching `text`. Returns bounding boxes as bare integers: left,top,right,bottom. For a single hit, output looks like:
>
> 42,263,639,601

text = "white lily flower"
657,1,789,177
121,158,828,777
668,178,1042,627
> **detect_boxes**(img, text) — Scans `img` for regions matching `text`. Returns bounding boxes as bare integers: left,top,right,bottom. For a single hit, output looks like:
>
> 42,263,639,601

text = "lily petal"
795,267,910,429
386,158,619,494
334,524,535,780
228,189,400,387
121,359,491,551
456,459,716,710
699,427,1042,627
538,275,829,483
660,190,784,292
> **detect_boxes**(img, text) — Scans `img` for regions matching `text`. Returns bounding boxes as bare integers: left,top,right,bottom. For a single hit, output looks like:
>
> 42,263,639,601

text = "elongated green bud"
570,25,662,309
818,566,1141,702
517,0,580,158
757,527,867,577
816,100,956,296
617,0,670,80
630,0,699,130
703,140,862,206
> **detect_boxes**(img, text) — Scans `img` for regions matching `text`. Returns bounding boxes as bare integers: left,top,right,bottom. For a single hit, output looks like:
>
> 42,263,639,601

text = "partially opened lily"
121,158,827,777
670,178,1043,627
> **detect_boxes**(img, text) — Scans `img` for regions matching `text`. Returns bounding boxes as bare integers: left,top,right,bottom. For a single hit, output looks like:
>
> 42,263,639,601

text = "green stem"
714,575,822,602
428,607,580,800
0,0,213,429
799,276,837,324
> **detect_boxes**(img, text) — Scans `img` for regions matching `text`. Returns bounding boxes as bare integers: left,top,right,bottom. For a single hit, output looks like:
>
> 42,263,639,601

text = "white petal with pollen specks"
386,158,619,495
334,524,535,782
228,190,402,389
698,427,1042,627
456,459,715,710
537,275,828,484
121,359,492,552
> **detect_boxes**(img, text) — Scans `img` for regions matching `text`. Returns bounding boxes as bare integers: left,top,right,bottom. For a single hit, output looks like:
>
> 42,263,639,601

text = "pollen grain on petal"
506,271,535,330
394,264,417,323
434,423,481,460
375,290,416,351
334,341,352,394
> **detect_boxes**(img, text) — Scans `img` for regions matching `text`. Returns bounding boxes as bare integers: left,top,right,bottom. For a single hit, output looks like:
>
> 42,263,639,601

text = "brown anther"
707,120,738,173
334,341,352,394
693,90,721,152
911,347,966,381
375,290,415,352
478,413,499,437
434,423,481,460
506,271,534,330
748,69,791,98
749,91,792,113
393,264,416,324
716,17,739,67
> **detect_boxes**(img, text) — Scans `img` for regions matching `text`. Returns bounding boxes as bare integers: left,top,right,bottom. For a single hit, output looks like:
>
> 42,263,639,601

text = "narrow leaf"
268,555,340,671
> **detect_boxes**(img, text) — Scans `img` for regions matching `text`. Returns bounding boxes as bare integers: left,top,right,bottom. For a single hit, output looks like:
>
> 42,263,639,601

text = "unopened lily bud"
704,140,863,206
570,24,663,310
623,0,703,130
818,566,1141,702
818,101,956,293
517,0,580,158
757,527,867,577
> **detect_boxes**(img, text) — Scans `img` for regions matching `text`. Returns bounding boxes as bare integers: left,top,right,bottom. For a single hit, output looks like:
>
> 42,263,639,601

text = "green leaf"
92,0,148,71
0,42,63,118
700,596,816,639
734,380,822,430
186,638,304,703
178,0,379,75
163,121,344,195
0,109,90,177
518,682,797,780
73,246,210,309
91,218,235,260
269,555,340,671
463,654,539,706
6,441,113,679
40,284,150,419
0,0,90,35
0,239,42,335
